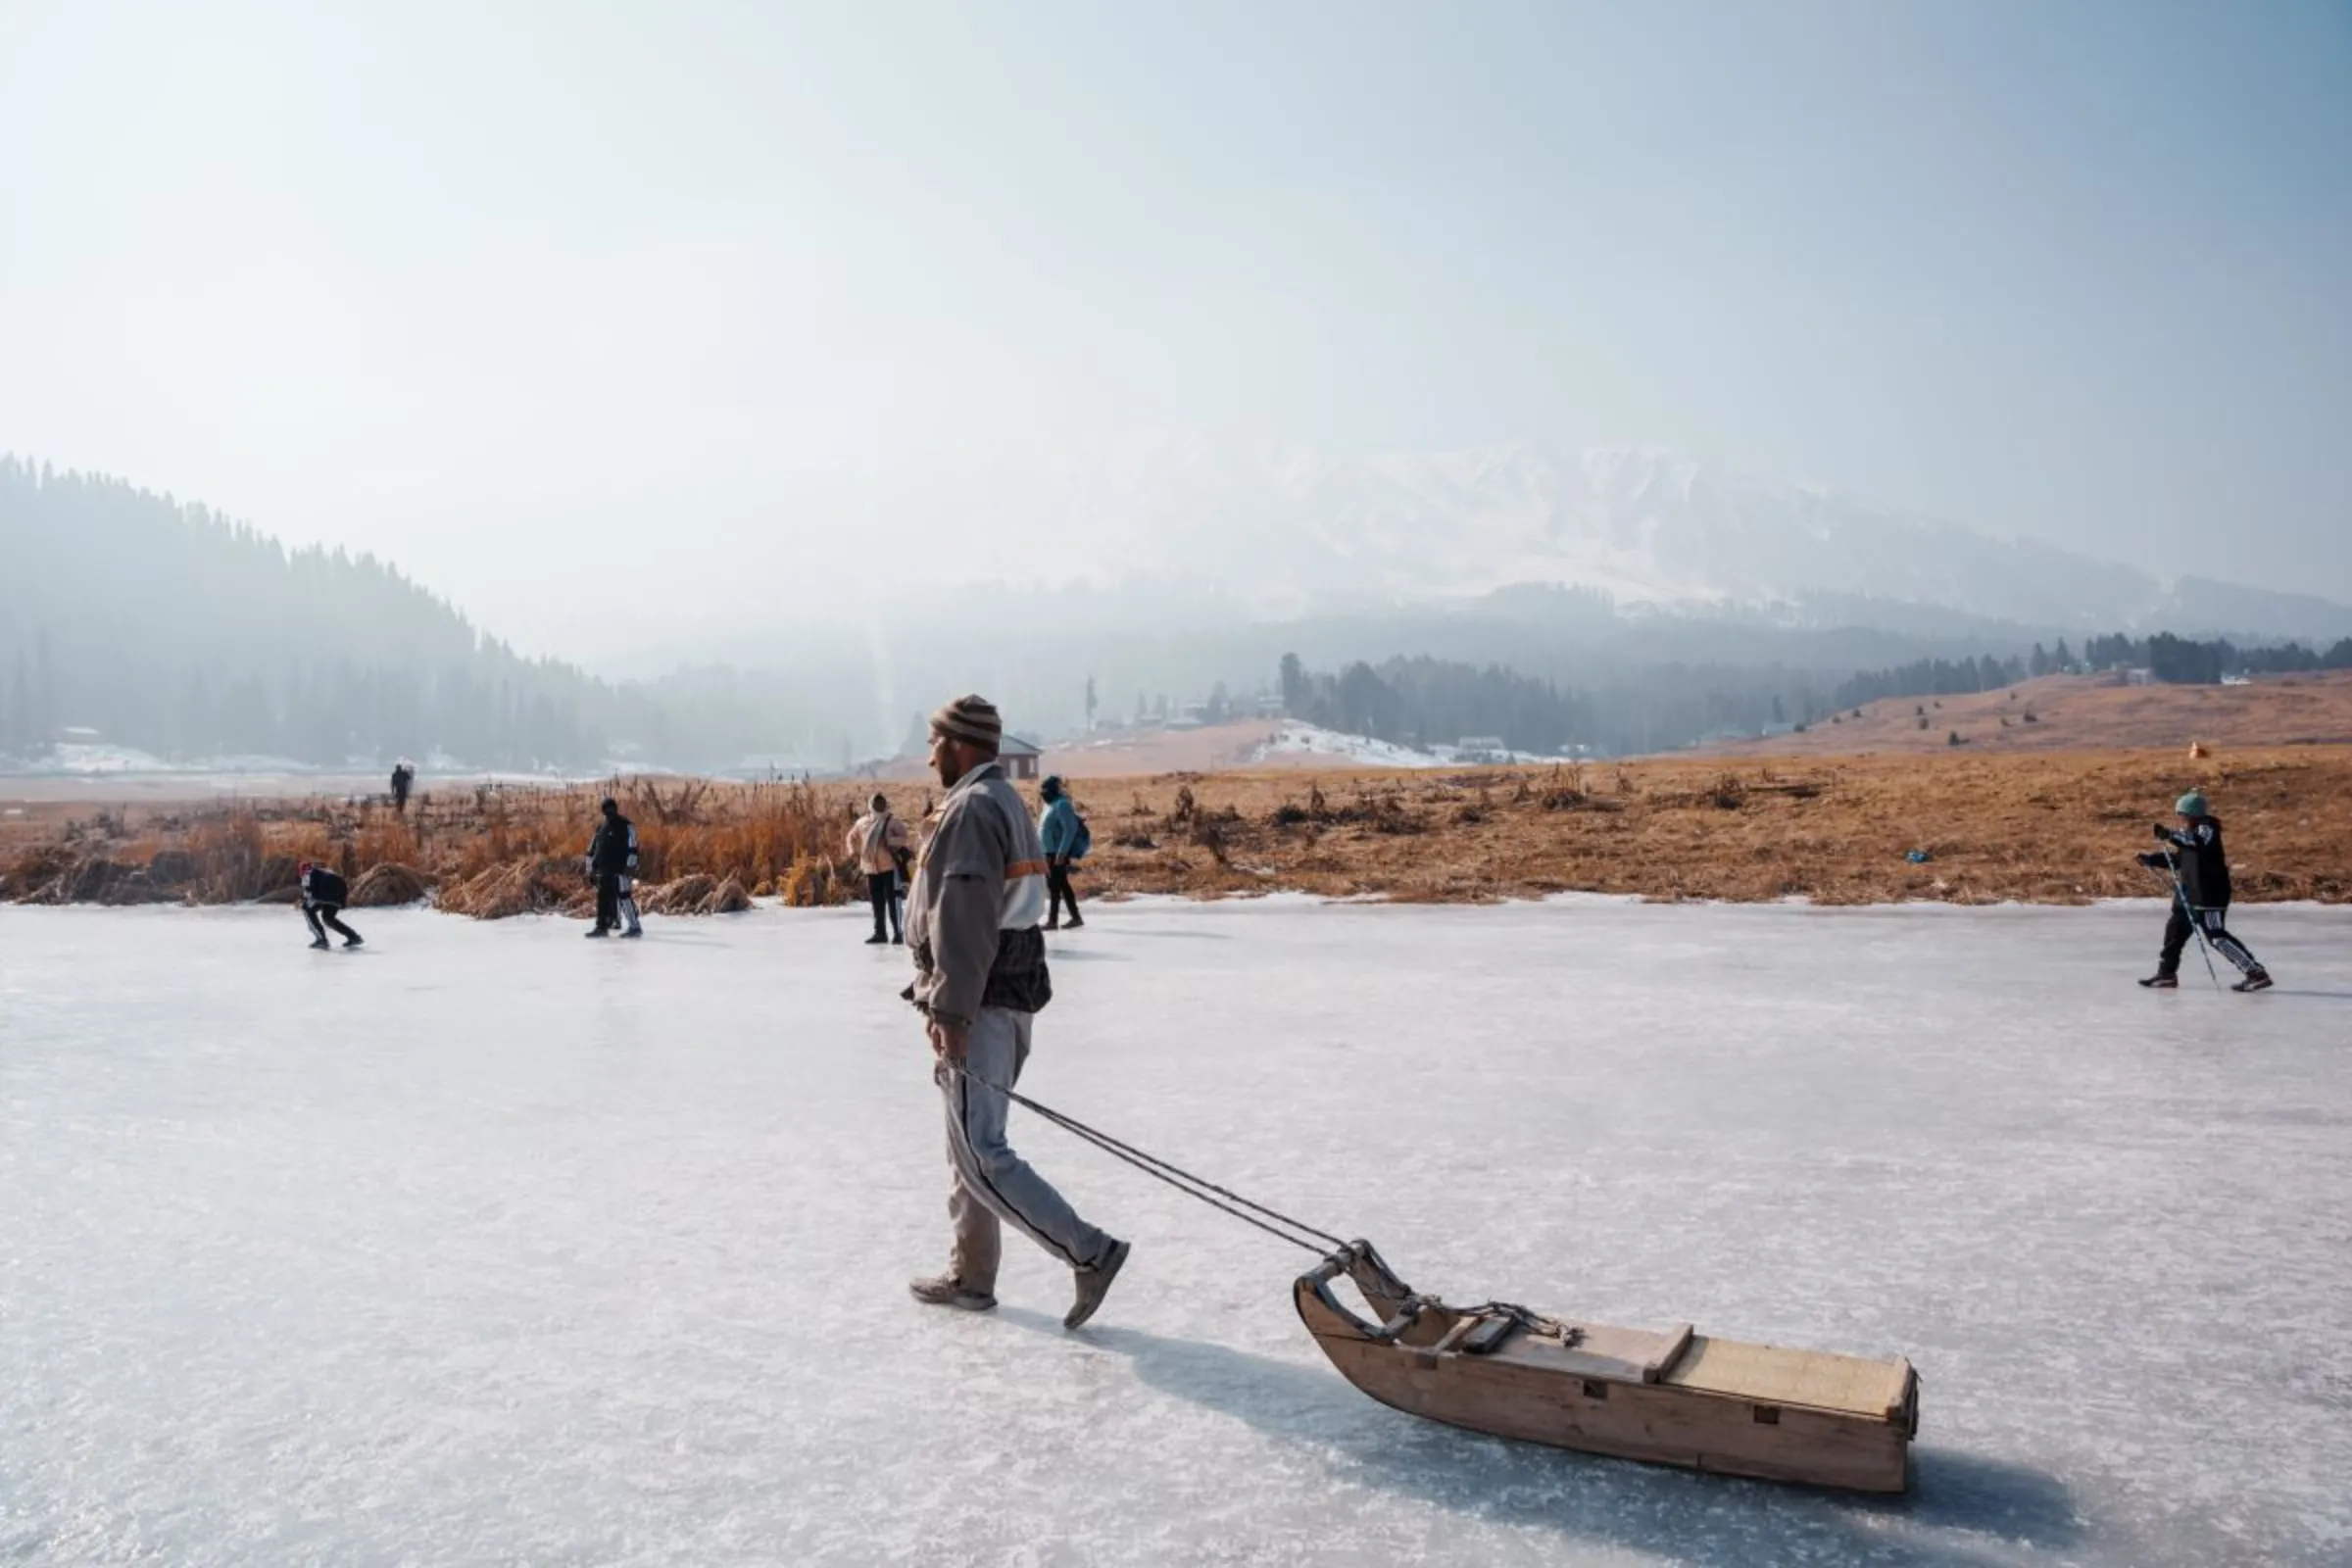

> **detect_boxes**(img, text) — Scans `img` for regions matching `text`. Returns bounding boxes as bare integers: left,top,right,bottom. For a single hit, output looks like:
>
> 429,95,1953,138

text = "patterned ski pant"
2161,905,2261,977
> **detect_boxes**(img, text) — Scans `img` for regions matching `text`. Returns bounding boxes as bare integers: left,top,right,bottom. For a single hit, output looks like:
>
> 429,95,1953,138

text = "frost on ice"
4,898,2349,1565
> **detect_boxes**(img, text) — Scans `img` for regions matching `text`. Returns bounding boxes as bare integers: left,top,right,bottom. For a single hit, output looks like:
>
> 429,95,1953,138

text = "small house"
999,734,1044,781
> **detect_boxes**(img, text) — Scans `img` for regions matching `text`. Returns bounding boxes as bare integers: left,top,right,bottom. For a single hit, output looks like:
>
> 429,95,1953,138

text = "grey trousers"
939,1007,1111,1294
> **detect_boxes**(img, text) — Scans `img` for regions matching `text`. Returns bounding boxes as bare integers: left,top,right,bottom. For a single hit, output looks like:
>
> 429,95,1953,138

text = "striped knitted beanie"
930,694,1004,750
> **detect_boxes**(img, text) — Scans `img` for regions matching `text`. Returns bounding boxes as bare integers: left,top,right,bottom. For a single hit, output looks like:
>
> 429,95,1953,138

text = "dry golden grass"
7,747,2348,911
1049,751,2350,905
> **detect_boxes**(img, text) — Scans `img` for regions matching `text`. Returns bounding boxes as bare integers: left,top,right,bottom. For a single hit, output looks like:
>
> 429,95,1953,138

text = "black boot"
2137,972,2178,989
2231,968,2273,993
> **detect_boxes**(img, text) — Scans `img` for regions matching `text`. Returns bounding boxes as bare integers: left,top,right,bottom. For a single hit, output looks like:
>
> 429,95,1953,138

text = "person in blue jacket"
1038,775,1086,930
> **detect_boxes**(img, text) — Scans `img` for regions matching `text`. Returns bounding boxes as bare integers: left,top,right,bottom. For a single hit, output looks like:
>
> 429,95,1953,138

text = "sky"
2,0,2348,657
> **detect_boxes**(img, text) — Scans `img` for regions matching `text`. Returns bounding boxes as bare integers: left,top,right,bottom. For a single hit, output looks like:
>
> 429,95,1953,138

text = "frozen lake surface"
5,898,2349,1566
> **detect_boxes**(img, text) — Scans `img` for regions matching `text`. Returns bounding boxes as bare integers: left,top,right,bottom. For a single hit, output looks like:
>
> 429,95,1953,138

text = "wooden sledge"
1296,1241,1919,1493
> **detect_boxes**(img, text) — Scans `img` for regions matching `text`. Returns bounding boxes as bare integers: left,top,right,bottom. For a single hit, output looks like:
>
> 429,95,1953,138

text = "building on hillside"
1456,736,1507,762
999,733,1043,780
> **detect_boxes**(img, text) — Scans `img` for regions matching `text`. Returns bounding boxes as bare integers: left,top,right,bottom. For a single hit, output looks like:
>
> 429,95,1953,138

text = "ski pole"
2159,859,2225,994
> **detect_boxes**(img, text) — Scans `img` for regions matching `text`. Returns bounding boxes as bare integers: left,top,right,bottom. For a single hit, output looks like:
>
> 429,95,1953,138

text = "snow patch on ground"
39,743,324,776
0,747,624,796
1248,723,1451,768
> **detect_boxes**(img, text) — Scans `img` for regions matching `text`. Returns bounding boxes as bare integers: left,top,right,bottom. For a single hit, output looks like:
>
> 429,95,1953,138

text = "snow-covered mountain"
1018,437,2348,639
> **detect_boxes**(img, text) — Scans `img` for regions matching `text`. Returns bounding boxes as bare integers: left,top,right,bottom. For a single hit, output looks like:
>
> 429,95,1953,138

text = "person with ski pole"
902,694,1129,1327
2135,790,2271,992
296,859,363,950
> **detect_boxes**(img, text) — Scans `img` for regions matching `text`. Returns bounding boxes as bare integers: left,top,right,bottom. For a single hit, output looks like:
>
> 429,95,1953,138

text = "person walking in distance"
297,859,363,950
390,760,415,813
2136,790,2271,992
584,796,643,939
846,791,913,945
905,695,1129,1328
1038,774,1086,930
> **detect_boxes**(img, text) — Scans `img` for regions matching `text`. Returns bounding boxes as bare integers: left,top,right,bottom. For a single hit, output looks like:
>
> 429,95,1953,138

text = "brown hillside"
1706,671,2352,758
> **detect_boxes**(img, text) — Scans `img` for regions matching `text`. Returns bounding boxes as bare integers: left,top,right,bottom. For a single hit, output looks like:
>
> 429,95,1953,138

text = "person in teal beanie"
2135,790,2271,992
1038,775,1087,930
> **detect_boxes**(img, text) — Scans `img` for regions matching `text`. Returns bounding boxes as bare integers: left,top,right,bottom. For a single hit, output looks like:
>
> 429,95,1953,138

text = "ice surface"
5,898,2349,1566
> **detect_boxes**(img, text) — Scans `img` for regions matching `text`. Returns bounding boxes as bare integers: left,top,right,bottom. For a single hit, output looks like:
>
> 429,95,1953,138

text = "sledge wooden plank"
1483,1320,1694,1384
1663,1336,1914,1419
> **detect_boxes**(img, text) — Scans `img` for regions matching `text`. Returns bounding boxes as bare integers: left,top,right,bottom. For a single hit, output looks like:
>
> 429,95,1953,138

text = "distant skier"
2136,790,2271,992
390,760,415,813
584,797,642,939
846,791,913,945
1038,774,1087,930
296,859,363,950
904,694,1129,1327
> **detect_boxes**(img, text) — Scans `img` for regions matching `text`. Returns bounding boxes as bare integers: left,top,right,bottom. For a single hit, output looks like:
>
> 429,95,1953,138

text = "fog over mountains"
948,436,2352,642
8,440,2348,773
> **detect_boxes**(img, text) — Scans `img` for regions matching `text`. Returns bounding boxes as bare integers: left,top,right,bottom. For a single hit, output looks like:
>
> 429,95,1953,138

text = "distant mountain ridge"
0,459,825,769
1034,438,2352,641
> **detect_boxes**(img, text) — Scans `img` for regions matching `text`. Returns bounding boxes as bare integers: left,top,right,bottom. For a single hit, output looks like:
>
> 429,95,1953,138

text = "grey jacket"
906,761,1050,1028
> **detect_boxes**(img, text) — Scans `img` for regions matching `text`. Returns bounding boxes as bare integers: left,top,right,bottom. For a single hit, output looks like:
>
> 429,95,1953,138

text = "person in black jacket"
2135,790,2270,991
584,797,642,938
297,860,363,950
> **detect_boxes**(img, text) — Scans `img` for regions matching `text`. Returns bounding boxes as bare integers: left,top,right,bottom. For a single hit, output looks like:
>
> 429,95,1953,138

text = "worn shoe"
908,1274,997,1312
1045,915,1059,931
308,938,331,951
619,926,642,939
864,933,889,945
2137,973,2178,989
1063,1238,1130,1330
2232,969,2274,994
584,926,611,939
1065,914,1084,929
342,935,364,949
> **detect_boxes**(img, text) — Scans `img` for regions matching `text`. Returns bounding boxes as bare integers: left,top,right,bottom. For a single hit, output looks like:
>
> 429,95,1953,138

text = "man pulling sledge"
904,694,1129,1328
2136,790,2271,992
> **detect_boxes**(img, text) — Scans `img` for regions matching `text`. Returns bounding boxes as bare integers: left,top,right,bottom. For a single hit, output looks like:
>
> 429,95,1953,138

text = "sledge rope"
955,1067,1584,1346
949,1065,1348,1256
